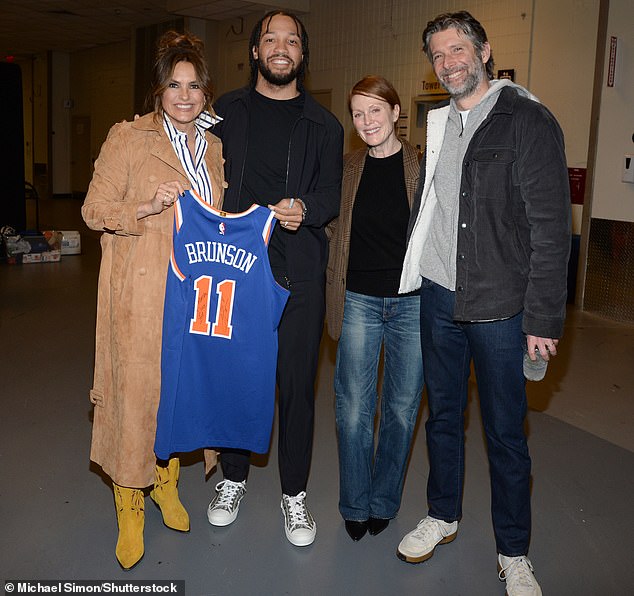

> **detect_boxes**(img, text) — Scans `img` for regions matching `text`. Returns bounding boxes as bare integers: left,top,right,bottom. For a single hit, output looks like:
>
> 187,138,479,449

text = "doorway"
409,94,449,153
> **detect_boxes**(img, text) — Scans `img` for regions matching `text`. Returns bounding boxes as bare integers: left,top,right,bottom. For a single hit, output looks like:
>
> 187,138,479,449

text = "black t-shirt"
241,89,304,274
346,148,411,297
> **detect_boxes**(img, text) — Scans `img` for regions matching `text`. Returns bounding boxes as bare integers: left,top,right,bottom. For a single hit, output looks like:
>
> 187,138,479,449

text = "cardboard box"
22,250,61,264
42,230,63,250
60,230,81,255
4,231,62,264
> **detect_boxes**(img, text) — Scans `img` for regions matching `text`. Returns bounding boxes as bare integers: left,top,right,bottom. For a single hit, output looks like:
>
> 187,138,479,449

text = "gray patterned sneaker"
397,516,458,563
498,554,542,596
281,491,316,546
207,479,246,526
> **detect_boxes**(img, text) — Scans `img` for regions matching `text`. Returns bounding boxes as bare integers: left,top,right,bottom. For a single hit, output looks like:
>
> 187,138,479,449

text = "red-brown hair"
348,75,401,114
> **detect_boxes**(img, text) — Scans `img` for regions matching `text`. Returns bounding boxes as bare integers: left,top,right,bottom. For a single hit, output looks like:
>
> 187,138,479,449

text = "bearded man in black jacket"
207,10,343,548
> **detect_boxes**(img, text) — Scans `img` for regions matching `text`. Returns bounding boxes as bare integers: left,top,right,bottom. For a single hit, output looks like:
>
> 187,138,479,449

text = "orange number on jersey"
212,279,235,339
189,275,235,339
190,275,212,335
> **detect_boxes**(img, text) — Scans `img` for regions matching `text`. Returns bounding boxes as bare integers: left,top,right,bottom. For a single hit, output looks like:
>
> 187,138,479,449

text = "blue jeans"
420,279,531,556
335,290,423,521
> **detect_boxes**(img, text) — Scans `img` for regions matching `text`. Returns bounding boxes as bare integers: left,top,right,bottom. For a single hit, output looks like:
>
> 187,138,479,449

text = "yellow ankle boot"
113,483,145,569
150,458,190,532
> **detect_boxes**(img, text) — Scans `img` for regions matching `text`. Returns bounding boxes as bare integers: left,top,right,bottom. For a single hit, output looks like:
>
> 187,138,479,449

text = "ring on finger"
283,221,288,227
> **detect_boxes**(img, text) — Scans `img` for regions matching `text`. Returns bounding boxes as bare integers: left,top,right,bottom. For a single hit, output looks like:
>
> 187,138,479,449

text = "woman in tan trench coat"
82,31,225,569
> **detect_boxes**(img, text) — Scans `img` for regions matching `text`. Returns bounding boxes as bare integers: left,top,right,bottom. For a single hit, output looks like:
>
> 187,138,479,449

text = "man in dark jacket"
207,10,343,547
397,12,570,595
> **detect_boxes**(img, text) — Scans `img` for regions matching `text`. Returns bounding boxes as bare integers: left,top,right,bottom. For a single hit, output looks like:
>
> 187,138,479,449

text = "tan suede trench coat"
82,112,226,488
325,140,421,341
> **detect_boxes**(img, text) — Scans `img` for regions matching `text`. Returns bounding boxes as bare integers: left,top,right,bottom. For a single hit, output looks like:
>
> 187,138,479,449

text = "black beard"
257,58,301,86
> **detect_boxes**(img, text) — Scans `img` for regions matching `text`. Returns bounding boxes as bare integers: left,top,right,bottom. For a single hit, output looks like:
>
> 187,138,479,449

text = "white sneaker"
207,479,246,527
498,554,543,596
396,516,458,563
280,491,316,546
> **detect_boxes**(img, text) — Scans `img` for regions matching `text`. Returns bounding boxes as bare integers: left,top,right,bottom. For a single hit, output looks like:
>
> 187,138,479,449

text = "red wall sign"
568,168,586,205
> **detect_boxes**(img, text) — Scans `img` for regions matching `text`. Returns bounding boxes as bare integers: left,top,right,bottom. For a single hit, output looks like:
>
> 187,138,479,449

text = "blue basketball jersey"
155,190,289,458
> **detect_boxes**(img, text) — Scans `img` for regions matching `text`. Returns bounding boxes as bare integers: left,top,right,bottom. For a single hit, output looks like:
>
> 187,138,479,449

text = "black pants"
221,277,325,496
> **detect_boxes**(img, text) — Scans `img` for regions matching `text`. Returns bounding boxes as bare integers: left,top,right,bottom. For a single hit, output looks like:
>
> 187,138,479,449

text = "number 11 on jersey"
189,275,236,339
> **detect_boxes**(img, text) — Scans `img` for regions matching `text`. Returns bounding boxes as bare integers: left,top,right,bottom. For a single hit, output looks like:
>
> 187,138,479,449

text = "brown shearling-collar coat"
325,140,421,341
82,112,226,488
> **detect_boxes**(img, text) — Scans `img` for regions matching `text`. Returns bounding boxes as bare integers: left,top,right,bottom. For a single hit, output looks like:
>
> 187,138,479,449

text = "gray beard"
441,59,487,101
444,71,481,100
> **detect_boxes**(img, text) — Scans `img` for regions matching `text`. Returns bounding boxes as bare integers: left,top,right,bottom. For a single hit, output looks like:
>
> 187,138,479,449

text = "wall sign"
419,80,445,95
607,36,617,87
497,69,515,82
568,168,587,205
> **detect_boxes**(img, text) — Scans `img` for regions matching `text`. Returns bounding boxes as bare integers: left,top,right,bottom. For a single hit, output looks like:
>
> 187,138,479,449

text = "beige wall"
22,0,634,316
31,54,48,170
530,0,599,167
300,0,534,150
213,13,263,95
529,0,600,234
18,42,134,198
34,0,625,229
51,52,71,195
592,0,634,222
69,40,133,161
211,1,597,193
18,53,49,199
40,0,601,196
208,1,599,238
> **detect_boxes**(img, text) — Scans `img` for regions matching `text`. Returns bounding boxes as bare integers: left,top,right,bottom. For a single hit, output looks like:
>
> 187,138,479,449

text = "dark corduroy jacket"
400,86,571,338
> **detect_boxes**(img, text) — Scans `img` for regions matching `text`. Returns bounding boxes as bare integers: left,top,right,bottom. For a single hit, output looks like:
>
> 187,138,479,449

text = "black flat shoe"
344,520,368,541
368,517,389,536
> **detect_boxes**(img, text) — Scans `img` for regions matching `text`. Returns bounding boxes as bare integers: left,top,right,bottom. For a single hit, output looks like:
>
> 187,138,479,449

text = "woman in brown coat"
325,76,423,542
82,31,225,569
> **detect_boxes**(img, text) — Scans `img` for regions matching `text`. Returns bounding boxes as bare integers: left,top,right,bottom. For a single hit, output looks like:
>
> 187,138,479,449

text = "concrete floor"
1,198,633,594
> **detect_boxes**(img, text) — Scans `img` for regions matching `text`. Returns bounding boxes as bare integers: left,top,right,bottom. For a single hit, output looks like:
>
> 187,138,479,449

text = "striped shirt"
163,111,219,204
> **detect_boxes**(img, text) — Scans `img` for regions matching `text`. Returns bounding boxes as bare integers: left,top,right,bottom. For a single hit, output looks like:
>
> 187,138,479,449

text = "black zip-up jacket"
212,87,344,283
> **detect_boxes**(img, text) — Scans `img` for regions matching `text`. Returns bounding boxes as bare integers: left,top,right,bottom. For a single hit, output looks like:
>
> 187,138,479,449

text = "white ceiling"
1,0,308,58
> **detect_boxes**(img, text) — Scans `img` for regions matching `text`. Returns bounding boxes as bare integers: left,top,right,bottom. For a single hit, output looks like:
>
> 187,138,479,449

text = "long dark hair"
145,30,214,118
248,11,309,89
